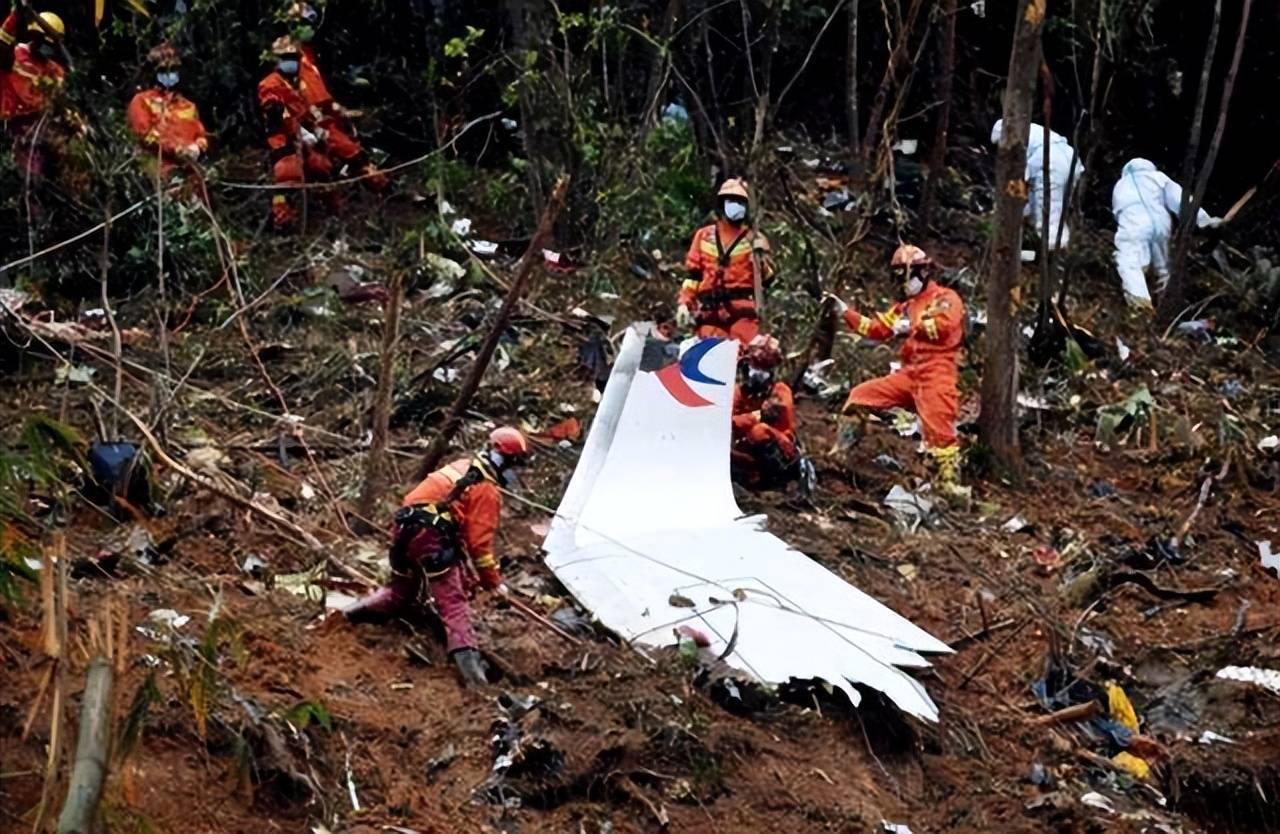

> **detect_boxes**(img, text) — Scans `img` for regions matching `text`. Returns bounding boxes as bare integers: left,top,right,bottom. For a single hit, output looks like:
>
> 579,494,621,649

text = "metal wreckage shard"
542,328,951,722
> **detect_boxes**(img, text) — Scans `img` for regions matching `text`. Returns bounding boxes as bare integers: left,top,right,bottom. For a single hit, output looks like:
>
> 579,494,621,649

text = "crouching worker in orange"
258,36,338,229
283,2,387,190
126,44,209,179
731,335,814,493
677,178,773,343
826,244,965,489
0,5,67,179
344,427,529,687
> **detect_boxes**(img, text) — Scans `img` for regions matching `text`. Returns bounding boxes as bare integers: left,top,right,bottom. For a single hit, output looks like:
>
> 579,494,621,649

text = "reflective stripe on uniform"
922,317,939,341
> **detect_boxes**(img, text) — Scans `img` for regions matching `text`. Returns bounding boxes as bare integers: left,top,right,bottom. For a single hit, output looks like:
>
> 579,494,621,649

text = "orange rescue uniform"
0,10,63,121
126,88,208,171
257,68,335,226
681,219,770,342
296,45,385,188
732,381,797,457
402,457,502,580
841,280,965,448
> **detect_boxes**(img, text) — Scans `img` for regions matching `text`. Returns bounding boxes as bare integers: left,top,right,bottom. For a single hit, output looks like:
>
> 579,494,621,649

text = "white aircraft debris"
543,329,951,721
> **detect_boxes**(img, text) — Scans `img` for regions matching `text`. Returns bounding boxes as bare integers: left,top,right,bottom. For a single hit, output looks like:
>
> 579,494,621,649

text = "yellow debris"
1106,682,1140,732
1112,751,1151,780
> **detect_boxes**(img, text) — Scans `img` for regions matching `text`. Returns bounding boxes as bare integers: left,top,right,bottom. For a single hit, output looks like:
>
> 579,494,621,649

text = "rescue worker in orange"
283,2,387,190
678,177,773,342
0,3,66,178
344,427,530,686
826,245,966,487
126,44,209,178
258,36,338,229
730,334,800,489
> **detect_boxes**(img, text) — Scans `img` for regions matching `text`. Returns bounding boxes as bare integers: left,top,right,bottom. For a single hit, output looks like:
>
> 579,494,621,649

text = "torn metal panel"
543,329,951,721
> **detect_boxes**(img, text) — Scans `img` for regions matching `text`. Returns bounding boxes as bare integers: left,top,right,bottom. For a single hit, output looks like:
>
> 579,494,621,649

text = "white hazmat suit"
991,119,1082,250
1110,158,1220,308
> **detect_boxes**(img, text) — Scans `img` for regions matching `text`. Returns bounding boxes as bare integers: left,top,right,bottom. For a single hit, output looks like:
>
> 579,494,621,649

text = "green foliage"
444,26,485,59
116,673,162,761
279,698,333,731
158,614,246,740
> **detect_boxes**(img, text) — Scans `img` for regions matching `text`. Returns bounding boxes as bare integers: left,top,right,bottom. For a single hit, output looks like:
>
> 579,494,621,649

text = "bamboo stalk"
55,657,114,834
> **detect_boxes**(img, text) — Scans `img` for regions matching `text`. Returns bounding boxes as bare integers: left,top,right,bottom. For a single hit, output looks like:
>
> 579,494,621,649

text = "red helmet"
743,334,782,370
890,244,932,268
489,426,529,457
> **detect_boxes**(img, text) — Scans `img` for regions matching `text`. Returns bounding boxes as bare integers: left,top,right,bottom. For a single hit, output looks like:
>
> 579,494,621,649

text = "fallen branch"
1174,456,1231,547
416,173,570,479
1032,700,1100,727
116,403,322,550
503,592,583,647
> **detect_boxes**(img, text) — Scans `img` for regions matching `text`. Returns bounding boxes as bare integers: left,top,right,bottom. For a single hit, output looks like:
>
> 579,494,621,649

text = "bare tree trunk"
1162,0,1252,322
979,0,1047,470
1038,60,1053,302
56,657,113,834
846,0,860,150
507,0,572,214
642,0,683,126
358,270,405,520
416,175,570,480
749,1,780,154
919,0,957,223
860,0,926,164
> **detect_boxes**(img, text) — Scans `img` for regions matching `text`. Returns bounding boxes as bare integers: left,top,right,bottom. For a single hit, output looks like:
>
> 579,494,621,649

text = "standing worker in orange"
344,427,530,686
678,178,773,343
258,36,338,229
283,2,387,190
126,44,209,178
730,334,812,492
826,245,966,489
0,3,66,178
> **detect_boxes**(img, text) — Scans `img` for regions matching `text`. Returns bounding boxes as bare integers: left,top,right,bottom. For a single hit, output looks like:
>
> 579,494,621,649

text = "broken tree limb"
502,592,583,647
1033,700,1100,727
56,656,114,834
416,173,570,479
358,269,405,522
116,403,322,550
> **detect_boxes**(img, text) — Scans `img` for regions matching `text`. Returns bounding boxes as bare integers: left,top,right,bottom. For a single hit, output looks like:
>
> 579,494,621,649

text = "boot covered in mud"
451,648,489,687
828,415,864,456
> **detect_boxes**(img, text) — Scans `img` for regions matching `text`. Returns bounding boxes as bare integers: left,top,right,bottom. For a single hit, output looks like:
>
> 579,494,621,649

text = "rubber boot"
828,415,863,456
929,444,971,502
451,648,489,687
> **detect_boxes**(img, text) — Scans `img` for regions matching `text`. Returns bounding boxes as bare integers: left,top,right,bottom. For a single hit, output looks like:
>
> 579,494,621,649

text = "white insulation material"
543,329,951,722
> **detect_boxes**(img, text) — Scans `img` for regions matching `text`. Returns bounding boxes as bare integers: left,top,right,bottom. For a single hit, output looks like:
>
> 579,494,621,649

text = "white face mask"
157,71,179,88
904,275,924,297
723,200,747,222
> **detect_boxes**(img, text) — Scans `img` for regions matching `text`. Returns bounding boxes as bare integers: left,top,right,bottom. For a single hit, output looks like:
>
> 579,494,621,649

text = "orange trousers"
696,299,759,343
844,360,958,447
319,117,388,191
271,147,337,227
731,422,798,487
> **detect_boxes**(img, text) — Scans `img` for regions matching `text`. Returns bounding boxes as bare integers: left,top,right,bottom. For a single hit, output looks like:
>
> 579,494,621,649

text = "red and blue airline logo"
652,339,726,407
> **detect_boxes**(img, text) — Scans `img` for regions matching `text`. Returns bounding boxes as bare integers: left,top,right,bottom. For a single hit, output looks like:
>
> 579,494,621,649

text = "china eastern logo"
650,339,726,407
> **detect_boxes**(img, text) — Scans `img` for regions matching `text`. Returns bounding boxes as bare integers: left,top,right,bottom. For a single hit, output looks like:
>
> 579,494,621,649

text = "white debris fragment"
884,485,934,526
1116,337,1131,362
1080,792,1116,813
543,331,950,722
1002,514,1030,533
148,609,190,630
469,240,499,257
450,217,472,237
1258,435,1279,452
1197,730,1236,744
1259,541,1279,576
1216,666,1280,695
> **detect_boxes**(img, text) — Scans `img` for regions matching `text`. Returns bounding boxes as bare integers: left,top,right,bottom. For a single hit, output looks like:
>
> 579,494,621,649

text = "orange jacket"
402,458,501,573
298,45,338,113
679,220,770,308
126,88,208,158
842,281,965,367
0,11,65,120
732,380,796,442
257,70,316,152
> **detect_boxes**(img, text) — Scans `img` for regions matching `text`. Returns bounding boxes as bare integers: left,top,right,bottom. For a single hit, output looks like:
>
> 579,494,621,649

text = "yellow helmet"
28,11,65,41
717,177,750,201
271,35,300,56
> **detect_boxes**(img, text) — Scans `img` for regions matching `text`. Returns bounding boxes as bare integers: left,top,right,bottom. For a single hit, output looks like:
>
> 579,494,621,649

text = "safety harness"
389,458,495,576
697,225,755,313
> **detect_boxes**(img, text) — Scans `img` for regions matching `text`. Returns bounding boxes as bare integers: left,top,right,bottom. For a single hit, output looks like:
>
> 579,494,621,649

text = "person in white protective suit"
1111,158,1224,310
990,119,1082,250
